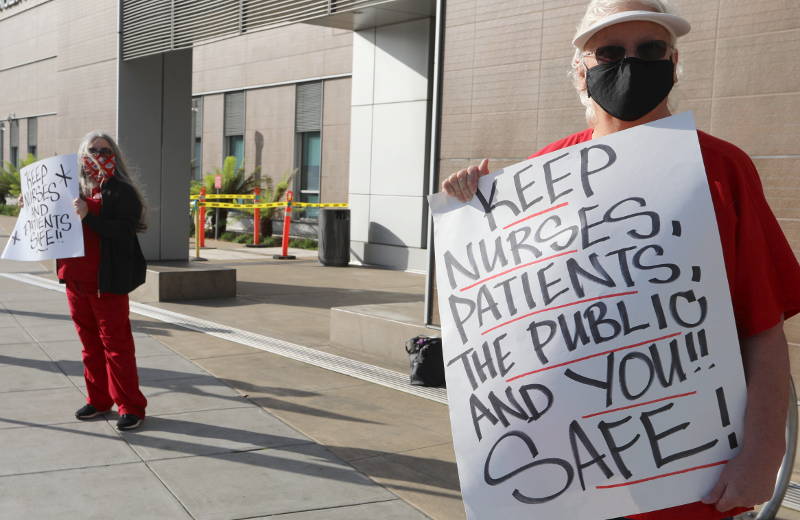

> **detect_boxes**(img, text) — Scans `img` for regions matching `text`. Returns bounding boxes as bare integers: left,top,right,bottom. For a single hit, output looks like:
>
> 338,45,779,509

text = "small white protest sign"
2,154,84,261
429,112,746,519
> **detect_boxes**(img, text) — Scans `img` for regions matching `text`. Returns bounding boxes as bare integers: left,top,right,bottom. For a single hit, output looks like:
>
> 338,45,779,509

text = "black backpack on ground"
405,336,446,387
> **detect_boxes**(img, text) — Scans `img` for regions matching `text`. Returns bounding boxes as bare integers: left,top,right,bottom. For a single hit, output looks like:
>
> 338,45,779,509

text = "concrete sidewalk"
0,272,438,519
2,213,798,520
0,211,462,520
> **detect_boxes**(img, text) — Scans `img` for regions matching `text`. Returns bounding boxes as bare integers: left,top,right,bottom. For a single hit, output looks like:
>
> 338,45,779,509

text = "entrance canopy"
121,0,434,61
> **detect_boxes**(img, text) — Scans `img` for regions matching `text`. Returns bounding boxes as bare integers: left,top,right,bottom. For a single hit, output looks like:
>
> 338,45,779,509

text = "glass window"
225,135,244,172
9,119,18,167
298,131,321,219
193,139,203,180
27,117,37,158
191,97,203,180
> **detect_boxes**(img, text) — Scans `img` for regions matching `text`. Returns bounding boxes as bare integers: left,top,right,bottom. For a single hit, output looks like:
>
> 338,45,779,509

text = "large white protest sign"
2,154,84,261
429,112,746,519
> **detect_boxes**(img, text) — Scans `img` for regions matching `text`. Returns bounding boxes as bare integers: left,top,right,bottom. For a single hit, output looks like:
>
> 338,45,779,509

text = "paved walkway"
0,271,436,519
2,214,798,520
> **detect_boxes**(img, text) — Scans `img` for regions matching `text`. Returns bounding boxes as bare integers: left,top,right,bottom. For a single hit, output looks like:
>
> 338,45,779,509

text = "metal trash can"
318,208,350,266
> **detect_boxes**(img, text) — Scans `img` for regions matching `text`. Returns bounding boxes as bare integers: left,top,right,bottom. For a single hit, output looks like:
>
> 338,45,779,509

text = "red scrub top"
57,193,102,283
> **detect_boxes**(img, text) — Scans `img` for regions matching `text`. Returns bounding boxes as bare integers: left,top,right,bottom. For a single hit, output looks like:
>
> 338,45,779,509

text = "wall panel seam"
715,26,800,42
193,73,351,96
0,55,56,73
57,57,117,73
0,0,56,22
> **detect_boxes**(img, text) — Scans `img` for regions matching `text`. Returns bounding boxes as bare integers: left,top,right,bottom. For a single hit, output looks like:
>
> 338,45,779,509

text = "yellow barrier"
192,189,348,255
190,193,257,200
195,201,349,209
293,202,349,208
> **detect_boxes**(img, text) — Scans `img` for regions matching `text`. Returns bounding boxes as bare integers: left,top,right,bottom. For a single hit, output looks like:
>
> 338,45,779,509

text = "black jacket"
80,177,147,294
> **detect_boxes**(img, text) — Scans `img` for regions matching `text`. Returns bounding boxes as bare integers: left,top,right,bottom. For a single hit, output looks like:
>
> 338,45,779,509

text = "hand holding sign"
429,113,747,520
2,154,84,261
442,158,491,203
74,198,88,219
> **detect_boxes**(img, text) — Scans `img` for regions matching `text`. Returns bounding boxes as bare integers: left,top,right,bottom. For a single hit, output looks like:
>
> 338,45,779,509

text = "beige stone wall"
200,77,351,203
54,0,117,154
439,0,800,345
201,94,225,176
36,114,58,157
193,22,354,204
0,0,116,157
321,77,351,204
192,24,352,94
243,85,295,186
17,118,27,160
0,0,58,119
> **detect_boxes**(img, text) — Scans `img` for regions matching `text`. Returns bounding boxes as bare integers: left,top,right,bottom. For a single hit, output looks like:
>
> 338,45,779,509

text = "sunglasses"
88,147,114,156
584,39,671,64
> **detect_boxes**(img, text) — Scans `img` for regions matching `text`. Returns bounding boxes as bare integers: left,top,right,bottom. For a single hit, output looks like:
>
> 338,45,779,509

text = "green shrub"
190,156,253,236
189,157,296,239
0,154,36,204
213,231,316,250
0,205,20,217
288,238,318,250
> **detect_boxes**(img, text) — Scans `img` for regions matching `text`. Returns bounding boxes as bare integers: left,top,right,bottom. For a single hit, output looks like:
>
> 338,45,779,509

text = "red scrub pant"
66,280,147,417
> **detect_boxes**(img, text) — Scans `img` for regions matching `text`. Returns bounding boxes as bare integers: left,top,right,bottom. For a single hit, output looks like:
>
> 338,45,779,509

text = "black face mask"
586,57,675,121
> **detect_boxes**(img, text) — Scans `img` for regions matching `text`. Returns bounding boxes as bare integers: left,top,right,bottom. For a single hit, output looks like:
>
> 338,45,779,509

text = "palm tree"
191,156,253,235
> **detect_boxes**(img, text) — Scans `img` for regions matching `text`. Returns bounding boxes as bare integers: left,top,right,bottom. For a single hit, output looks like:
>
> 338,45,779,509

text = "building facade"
1,0,798,340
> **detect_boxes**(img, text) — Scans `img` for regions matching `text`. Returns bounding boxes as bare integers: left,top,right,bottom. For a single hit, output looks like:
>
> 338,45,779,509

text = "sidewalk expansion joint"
0,460,143,480
230,498,413,520
1,273,448,405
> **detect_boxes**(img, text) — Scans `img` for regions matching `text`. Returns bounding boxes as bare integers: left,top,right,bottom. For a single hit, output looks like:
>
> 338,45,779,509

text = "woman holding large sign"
57,131,147,431
440,1,800,519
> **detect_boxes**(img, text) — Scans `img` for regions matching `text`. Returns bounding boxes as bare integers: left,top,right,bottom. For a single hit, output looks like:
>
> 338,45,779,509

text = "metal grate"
223,91,245,136
121,0,398,60
1,273,448,405
295,81,322,132
784,482,800,511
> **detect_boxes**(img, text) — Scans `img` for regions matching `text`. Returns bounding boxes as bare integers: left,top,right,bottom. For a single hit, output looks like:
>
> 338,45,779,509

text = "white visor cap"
572,10,691,50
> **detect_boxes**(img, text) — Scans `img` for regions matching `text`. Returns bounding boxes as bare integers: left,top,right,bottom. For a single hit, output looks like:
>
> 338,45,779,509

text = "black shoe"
75,404,110,420
116,414,143,431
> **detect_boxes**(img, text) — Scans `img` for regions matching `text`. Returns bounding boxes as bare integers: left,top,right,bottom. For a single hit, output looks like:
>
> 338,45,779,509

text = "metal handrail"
752,377,798,519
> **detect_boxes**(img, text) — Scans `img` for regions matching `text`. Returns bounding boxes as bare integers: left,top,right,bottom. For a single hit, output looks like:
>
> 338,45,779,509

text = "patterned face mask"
82,153,116,184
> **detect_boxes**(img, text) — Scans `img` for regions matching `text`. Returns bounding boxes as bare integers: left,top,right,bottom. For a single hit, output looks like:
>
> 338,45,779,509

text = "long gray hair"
78,131,148,232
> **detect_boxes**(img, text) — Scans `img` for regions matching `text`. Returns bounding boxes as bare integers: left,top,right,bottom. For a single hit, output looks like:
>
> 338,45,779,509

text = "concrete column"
348,18,432,271
117,49,192,261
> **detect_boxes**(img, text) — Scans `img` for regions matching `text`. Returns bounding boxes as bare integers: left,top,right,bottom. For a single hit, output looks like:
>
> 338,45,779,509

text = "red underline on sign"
502,202,570,230
581,390,697,419
482,291,639,336
459,250,578,292
596,460,728,489
505,331,682,382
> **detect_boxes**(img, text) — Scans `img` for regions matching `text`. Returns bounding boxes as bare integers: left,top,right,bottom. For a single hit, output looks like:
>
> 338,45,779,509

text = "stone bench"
131,262,236,302
329,302,438,370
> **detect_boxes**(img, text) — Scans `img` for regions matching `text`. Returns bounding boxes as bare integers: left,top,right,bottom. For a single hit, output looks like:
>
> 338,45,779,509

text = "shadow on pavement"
4,309,73,322
0,353,381,426
0,399,459,498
